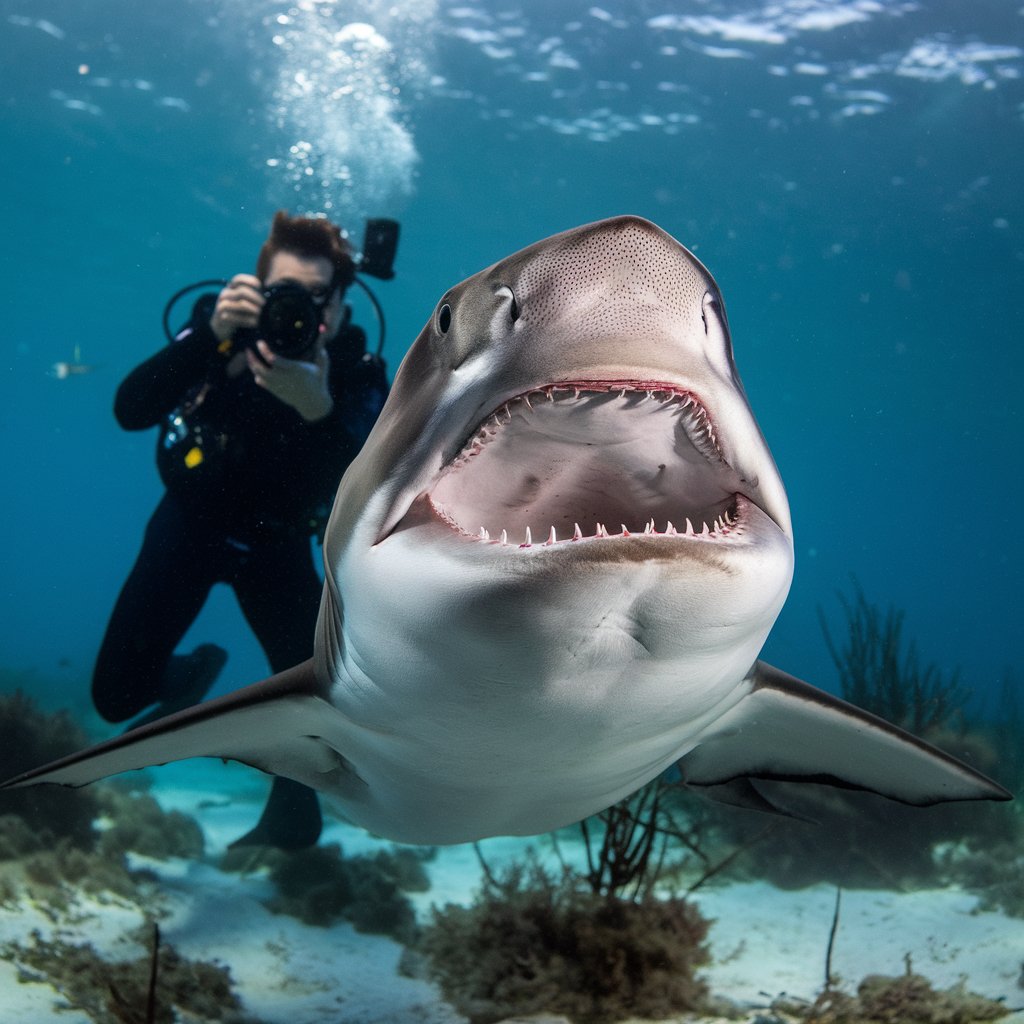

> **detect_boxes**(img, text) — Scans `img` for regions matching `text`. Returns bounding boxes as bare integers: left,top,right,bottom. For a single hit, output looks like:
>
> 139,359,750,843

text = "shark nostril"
496,284,520,323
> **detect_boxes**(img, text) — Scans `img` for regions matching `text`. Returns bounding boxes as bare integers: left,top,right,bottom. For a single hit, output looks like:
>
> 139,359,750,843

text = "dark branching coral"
417,855,710,1024
820,582,968,735
2,927,257,1024
577,772,677,900
0,689,100,851
573,768,751,901
989,671,1024,796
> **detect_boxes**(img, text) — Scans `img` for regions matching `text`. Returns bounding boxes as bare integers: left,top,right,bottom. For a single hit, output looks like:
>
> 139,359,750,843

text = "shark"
4,215,1010,844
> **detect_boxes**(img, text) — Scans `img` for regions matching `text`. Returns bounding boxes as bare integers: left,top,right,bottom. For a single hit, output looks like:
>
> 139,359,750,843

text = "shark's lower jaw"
428,383,750,550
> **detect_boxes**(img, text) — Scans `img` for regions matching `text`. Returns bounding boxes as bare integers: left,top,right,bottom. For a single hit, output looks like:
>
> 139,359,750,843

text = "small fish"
49,345,99,379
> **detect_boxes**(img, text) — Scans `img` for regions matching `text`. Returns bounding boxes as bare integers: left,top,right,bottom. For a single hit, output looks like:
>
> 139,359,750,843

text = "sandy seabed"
2,761,1021,1024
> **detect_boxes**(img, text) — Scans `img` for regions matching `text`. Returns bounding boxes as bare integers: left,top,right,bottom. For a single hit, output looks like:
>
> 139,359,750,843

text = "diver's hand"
211,274,264,344
246,337,334,422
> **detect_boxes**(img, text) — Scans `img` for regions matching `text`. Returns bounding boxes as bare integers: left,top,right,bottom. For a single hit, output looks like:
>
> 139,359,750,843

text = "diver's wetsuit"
93,309,388,848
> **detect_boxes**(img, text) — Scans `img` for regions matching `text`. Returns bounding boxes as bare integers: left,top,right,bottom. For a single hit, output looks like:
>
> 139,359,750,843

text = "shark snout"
352,215,790,553
506,215,715,337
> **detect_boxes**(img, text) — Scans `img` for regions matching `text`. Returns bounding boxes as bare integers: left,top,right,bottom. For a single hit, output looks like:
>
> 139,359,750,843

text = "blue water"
1,1,1022,1019
2,0,1020,711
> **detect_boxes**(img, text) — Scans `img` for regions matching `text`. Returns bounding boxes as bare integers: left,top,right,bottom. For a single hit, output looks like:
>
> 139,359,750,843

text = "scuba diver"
92,210,393,849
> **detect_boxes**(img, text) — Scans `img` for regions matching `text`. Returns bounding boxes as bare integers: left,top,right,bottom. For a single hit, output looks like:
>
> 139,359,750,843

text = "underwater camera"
235,280,327,360
162,217,400,357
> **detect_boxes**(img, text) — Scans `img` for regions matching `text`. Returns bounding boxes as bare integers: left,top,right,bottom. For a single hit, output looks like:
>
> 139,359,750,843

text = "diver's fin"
679,660,1012,807
230,776,323,850
1,659,342,792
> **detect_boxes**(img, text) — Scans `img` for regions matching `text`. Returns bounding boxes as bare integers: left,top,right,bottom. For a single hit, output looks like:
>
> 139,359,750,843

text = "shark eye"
437,302,452,334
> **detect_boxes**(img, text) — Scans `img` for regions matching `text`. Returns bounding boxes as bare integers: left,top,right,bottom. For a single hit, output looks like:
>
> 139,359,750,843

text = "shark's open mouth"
428,383,748,548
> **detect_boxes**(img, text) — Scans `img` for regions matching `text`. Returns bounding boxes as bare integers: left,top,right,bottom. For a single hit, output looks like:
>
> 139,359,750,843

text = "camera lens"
258,282,322,357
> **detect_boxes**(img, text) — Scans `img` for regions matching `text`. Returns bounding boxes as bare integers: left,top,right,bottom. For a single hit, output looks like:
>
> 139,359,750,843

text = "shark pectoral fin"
1,659,344,792
692,777,810,819
679,660,1012,808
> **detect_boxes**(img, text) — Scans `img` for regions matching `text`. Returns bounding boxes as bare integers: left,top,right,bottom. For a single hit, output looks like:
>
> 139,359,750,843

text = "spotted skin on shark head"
3,216,1010,844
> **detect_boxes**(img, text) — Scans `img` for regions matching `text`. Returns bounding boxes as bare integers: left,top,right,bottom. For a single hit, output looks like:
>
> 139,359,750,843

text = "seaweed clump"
0,689,205,863
96,788,205,862
0,687,211,907
224,842,429,942
0,688,100,850
416,778,712,1024
22,838,148,904
3,926,258,1024
768,897,1011,1024
775,965,1010,1024
8,786,208,915
932,837,1024,918
416,855,710,1024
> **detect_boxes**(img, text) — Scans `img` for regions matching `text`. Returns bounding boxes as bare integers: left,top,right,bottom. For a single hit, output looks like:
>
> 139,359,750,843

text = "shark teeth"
475,506,742,548
451,382,725,470
433,381,744,550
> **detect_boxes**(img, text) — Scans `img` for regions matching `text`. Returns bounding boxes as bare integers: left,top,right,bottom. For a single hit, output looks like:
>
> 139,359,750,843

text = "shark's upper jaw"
424,380,760,550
